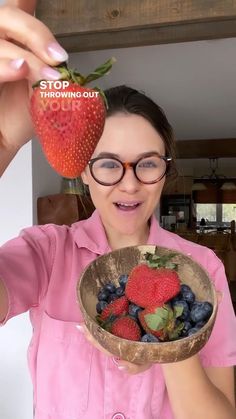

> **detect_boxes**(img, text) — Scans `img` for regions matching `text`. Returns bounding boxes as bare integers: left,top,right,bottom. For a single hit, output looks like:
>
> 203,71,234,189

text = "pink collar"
71,209,165,254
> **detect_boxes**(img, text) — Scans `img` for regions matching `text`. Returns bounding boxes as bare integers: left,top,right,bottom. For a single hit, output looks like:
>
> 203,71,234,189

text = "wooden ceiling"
36,0,236,52
176,138,236,159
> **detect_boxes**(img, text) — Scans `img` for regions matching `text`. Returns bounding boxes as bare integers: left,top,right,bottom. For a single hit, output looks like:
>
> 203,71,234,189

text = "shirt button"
112,413,126,419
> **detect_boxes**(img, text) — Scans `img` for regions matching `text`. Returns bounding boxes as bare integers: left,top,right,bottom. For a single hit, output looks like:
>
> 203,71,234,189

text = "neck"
104,220,151,251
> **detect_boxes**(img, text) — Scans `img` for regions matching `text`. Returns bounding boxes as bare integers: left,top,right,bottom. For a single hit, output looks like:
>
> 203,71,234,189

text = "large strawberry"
100,296,129,321
111,316,141,341
138,304,184,341
125,264,180,308
30,58,115,178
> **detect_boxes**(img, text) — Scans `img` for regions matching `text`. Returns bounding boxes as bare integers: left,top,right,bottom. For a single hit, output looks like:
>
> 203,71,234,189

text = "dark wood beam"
36,0,236,52
176,138,236,159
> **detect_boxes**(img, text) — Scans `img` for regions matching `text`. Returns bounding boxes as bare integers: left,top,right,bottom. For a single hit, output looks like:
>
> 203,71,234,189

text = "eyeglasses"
88,153,172,186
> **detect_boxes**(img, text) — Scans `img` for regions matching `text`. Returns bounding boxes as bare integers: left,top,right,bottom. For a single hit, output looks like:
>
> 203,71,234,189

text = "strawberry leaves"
144,304,184,341
144,252,178,270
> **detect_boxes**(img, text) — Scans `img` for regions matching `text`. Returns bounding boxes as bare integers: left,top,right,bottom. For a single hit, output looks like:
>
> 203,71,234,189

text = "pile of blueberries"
171,284,213,338
96,274,213,343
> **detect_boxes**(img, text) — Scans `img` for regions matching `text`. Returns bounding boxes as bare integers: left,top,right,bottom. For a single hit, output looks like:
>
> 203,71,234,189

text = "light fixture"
220,181,236,190
192,158,236,191
192,182,207,191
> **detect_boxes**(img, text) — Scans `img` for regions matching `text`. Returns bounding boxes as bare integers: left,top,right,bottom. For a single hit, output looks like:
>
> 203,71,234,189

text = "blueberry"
128,303,143,318
202,302,213,319
107,293,118,303
118,274,129,287
187,326,201,337
190,301,213,323
128,315,138,322
104,282,116,293
97,289,110,301
173,300,190,320
180,284,192,293
195,320,207,329
141,334,160,342
181,320,192,337
96,300,108,314
115,286,125,297
182,290,196,305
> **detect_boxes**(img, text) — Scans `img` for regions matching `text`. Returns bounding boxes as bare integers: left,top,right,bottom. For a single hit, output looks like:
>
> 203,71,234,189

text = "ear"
81,168,89,186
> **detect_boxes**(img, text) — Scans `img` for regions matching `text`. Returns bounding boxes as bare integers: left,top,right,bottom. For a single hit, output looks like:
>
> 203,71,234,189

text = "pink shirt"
1,209,236,419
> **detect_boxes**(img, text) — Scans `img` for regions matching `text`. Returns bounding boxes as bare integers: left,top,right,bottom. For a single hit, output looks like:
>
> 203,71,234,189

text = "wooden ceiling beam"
176,138,236,159
36,0,236,52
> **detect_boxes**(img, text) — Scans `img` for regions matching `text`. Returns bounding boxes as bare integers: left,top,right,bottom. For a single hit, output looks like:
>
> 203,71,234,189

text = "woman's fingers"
7,0,37,15
0,39,62,82
117,359,152,374
216,290,223,304
0,5,68,65
0,57,28,82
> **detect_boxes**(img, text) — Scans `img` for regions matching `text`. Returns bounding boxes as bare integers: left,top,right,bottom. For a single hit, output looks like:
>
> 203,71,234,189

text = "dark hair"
104,85,177,177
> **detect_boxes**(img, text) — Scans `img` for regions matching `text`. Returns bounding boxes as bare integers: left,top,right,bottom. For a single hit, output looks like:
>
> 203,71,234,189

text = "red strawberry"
100,296,129,321
151,268,180,303
138,305,167,339
138,304,183,341
111,316,141,341
30,58,115,178
125,264,180,308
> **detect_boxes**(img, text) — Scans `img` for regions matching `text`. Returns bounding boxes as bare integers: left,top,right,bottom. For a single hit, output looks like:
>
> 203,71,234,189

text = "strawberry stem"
54,57,116,86
82,57,116,85
93,86,108,109
51,58,115,109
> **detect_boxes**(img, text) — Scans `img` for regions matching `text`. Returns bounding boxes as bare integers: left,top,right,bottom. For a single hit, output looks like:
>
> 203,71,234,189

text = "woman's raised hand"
0,3,68,153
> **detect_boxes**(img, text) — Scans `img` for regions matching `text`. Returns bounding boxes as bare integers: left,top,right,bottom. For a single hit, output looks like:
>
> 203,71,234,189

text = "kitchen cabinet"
160,194,194,230
37,193,95,226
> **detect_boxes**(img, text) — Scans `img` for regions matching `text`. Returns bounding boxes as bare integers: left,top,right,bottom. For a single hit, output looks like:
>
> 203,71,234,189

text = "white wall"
0,143,34,419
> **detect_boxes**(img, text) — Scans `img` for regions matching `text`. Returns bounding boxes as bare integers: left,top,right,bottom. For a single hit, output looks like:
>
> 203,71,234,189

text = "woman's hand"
0,3,68,153
77,323,152,375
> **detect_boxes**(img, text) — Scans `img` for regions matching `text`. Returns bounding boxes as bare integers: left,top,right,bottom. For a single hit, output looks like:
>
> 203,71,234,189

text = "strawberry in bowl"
77,245,217,364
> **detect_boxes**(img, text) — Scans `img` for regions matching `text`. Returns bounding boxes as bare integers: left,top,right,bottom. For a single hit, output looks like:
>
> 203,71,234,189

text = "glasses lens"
136,155,167,183
91,158,123,184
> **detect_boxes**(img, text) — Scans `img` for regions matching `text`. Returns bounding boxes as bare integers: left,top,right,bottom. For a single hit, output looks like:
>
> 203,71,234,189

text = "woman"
0,4,236,419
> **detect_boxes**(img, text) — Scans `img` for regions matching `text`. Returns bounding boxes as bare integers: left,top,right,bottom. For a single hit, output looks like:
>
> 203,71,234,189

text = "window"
196,204,216,222
222,204,236,222
196,203,236,226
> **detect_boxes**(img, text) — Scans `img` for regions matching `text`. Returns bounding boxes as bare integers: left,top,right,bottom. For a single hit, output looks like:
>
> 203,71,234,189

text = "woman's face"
81,113,167,246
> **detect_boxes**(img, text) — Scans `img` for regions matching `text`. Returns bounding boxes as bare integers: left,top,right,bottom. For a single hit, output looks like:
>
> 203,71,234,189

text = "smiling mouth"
114,202,141,211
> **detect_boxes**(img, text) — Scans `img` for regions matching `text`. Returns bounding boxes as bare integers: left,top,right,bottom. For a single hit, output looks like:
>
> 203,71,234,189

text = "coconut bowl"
77,245,218,364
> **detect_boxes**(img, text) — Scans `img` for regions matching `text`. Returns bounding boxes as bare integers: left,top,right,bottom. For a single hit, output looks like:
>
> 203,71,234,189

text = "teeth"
117,202,137,207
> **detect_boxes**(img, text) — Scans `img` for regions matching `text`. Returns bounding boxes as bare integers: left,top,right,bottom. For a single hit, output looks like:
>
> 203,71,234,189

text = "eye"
98,159,120,169
138,158,159,168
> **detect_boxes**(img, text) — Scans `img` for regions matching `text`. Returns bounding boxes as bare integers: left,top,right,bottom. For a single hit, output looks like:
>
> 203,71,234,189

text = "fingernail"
76,324,84,332
10,58,25,70
118,366,127,371
47,42,68,62
41,66,62,80
218,291,224,303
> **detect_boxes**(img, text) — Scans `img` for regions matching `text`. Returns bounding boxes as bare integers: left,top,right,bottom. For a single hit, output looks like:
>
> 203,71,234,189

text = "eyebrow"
95,151,164,159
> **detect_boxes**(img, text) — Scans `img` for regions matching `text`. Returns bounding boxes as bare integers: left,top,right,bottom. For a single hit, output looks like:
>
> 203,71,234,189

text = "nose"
118,165,139,193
